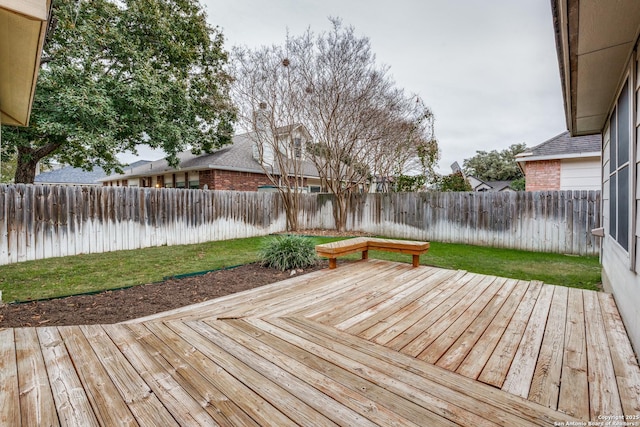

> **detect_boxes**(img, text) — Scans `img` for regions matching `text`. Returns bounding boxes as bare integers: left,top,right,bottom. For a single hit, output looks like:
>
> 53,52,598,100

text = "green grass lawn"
0,235,601,303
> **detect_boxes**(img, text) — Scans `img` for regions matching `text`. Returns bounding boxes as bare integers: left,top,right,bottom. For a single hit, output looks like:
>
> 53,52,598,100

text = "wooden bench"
315,237,430,269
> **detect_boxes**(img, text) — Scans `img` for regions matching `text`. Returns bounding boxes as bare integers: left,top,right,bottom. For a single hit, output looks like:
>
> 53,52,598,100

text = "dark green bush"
259,235,318,271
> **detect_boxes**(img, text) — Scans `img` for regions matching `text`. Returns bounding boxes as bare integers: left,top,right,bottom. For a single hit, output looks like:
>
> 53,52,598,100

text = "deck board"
277,316,570,427
14,328,59,427
527,285,568,409
558,287,590,420
37,326,100,427
80,324,180,427
128,322,262,426
104,323,222,426
597,293,640,417
455,279,530,379
342,267,457,335
436,278,519,371
1,260,639,426
422,276,512,364
583,290,623,419
380,271,483,349
0,329,20,427
400,274,499,356
501,285,555,398
478,280,543,387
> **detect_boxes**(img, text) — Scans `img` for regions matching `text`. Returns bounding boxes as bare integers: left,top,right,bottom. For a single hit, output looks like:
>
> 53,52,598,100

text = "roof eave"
552,0,640,136
0,0,50,126
551,0,576,135
515,151,600,163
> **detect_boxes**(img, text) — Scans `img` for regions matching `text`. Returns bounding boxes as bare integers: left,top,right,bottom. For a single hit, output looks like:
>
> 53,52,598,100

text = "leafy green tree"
0,155,17,183
394,174,426,192
435,171,472,192
510,177,526,191
1,0,235,183
463,143,526,182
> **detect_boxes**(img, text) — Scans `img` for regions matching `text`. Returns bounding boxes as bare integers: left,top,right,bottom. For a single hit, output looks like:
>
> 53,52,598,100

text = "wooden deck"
1,260,639,426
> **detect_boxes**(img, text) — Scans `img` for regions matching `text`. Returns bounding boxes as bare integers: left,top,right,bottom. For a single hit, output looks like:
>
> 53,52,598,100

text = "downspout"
630,46,638,272
0,116,2,182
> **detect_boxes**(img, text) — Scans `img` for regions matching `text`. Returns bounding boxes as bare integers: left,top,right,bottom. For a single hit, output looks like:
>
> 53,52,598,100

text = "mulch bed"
0,230,367,329
0,261,331,328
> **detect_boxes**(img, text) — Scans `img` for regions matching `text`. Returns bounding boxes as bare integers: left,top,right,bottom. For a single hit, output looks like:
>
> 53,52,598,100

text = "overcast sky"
122,0,567,174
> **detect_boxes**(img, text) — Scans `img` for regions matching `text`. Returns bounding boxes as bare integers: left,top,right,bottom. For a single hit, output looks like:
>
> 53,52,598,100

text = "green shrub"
260,235,318,271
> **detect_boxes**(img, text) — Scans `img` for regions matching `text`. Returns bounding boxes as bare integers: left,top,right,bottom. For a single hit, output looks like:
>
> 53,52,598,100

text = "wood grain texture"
0,186,600,266
0,261,636,425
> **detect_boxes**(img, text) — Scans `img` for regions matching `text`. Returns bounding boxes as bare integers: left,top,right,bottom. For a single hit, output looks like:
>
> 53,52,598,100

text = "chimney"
253,102,269,132
252,102,274,166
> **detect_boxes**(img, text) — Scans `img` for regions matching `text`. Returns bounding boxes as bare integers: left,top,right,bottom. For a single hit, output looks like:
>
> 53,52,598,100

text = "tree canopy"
1,0,236,183
434,171,472,192
231,18,439,230
463,143,526,182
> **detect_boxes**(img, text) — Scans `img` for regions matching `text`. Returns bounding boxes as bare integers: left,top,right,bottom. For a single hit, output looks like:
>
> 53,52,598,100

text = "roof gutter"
100,164,322,182
551,0,576,135
515,151,600,163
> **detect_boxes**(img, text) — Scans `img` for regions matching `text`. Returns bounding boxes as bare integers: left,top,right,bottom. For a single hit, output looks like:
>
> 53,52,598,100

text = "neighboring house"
0,1,49,126
552,0,640,354
35,166,107,186
101,128,324,192
515,131,601,191
466,176,515,192
34,161,150,186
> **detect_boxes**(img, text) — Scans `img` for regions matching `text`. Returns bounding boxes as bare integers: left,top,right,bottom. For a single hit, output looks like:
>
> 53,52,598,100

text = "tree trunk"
333,193,348,232
281,189,300,232
15,149,39,184
14,143,62,184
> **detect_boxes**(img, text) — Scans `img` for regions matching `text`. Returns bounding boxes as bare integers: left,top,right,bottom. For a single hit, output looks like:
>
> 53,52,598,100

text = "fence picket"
0,185,600,265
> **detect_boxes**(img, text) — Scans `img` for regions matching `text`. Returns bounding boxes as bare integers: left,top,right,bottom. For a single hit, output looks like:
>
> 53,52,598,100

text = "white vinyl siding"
599,50,640,355
560,158,601,190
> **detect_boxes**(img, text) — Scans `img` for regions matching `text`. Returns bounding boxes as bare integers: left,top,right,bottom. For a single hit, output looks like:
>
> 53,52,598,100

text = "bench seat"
316,237,430,269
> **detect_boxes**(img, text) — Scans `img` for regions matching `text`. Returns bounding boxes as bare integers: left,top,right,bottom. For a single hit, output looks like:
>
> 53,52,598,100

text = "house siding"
599,53,640,356
559,158,601,190
524,160,561,191
206,169,274,191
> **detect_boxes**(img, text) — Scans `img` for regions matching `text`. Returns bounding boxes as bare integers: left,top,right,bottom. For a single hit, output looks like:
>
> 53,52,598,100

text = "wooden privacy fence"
0,185,600,265
0,185,285,265
298,191,601,256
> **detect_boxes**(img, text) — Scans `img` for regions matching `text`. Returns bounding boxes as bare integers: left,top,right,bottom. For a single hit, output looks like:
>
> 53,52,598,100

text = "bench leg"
362,250,368,260
412,255,420,267
329,258,337,269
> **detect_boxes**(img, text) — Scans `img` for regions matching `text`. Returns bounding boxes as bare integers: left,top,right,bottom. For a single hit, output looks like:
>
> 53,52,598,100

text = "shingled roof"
101,131,321,181
35,166,107,185
516,131,601,162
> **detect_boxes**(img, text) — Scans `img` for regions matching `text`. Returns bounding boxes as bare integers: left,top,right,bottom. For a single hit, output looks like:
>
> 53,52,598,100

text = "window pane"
618,80,629,166
637,89,640,123
618,165,629,250
610,173,617,239
610,109,617,169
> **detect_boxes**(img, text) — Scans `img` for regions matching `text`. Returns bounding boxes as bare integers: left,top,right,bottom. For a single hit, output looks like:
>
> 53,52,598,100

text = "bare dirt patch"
0,261,333,328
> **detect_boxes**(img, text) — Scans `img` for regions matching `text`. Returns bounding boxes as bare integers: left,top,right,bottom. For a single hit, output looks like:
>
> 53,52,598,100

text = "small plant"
260,235,318,271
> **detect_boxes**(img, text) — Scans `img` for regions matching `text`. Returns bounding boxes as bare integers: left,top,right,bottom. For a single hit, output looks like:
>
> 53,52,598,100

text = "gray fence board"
302,191,600,256
0,185,600,265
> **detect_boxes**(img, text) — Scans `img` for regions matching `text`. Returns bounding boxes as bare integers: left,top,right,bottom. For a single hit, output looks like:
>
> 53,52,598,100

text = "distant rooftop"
101,131,321,181
35,166,107,185
35,160,152,185
517,131,601,161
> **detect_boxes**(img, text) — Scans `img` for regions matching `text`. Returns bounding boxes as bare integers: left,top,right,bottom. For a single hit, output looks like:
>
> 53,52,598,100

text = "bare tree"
231,18,439,230
232,45,310,231
364,98,439,192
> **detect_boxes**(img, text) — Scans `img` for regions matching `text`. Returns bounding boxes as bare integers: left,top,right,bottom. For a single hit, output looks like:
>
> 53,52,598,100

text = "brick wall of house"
525,160,561,191
199,170,216,190
199,169,274,191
